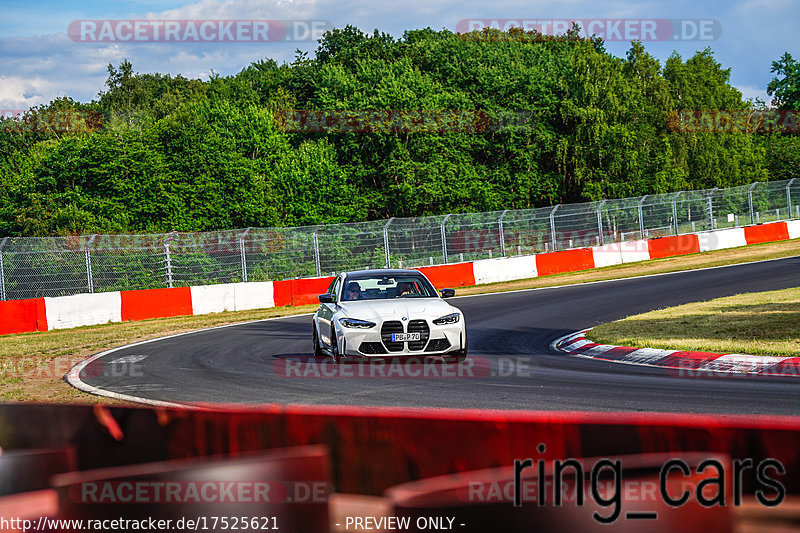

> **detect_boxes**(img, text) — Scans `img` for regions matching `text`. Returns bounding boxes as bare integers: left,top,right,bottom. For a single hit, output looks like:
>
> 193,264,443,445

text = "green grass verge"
591,287,800,357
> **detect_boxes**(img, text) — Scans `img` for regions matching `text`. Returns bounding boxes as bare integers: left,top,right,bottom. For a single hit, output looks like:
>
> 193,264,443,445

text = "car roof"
343,268,424,279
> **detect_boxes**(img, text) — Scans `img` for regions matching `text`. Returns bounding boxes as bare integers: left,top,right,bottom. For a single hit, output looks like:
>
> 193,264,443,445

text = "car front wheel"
312,323,324,359
330,322,341,363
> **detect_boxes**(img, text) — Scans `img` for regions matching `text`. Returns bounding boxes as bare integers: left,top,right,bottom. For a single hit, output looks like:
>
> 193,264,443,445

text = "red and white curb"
551,329,800,377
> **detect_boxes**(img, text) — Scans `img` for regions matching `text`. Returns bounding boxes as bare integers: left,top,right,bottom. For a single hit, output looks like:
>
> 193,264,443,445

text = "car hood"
339,298,459,321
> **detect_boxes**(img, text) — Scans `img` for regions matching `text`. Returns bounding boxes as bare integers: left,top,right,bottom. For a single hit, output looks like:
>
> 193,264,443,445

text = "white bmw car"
312,269,467,363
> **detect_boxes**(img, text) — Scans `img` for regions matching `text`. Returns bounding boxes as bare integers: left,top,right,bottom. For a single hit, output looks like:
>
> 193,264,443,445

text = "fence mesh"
1,178,799,300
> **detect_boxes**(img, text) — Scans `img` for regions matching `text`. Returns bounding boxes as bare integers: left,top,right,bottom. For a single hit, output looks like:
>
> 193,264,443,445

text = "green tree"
767,53,800,110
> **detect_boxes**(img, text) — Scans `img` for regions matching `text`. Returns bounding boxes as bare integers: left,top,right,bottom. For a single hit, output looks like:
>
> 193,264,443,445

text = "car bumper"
337,322,465,357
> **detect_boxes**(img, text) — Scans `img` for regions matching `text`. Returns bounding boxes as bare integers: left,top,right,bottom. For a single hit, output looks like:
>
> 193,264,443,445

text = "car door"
316,275,341,346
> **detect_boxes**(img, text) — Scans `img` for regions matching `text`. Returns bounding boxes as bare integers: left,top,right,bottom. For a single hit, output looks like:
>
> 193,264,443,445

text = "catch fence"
1,179,798,300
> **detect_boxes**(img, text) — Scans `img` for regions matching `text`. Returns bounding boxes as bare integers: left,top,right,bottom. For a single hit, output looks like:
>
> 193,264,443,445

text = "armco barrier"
44,292,122,330
535,248,594,276
418,263,476,288
698,227,747,252
0,298,46,335
744,222,789,245
120,287,193,322
647,234,701,259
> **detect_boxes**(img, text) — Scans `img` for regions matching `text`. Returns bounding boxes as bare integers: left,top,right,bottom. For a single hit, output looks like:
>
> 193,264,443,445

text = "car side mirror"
318,293,335,304
440,288,455,298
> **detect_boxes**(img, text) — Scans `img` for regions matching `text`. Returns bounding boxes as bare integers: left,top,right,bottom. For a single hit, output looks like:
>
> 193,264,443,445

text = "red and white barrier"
1,221,797,336
745,222,789,245
697,227,747,252
190,281,276,314
788,220,800,240
0,298,46,335
44,292,121,330
472,256,537,284
591,240,650,268
535,248,594,276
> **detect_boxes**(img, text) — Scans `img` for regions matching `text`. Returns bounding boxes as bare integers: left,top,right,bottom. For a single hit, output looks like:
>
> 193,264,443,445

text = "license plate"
391,333,421,342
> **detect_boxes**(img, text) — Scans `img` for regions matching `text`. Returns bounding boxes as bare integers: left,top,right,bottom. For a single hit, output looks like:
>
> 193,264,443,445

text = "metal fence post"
787,178,796,219
164,233,175,288
240,227,252,283
672,192,682,234
0,237,7,301
440,214,452,264
596,200,607,245
498,210,508,256
748,182,759,225
313,231,321,277
549,205,560,251
637,195,648,238
85,234,97,293
383,218,394,268
706,188,718,229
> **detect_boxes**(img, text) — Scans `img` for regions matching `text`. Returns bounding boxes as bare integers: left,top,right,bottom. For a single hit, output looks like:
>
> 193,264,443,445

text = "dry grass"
591,287,800,357
0,305,317,404
1,238,799,404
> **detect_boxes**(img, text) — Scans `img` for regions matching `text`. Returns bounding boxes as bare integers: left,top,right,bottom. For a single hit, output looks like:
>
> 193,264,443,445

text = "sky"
0,0,797,110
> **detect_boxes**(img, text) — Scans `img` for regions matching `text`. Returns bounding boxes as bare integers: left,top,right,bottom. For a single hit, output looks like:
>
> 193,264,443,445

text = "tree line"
0,26,798,237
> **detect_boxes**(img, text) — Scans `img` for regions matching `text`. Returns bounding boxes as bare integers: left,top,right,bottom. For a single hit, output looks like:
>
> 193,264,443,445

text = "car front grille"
425,338,452,352
359,342,387,355
407,320,430,351
381,321,405,352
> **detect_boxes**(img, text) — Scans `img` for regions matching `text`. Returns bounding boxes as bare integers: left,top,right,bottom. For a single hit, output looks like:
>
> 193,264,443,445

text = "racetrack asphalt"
72,256,800,414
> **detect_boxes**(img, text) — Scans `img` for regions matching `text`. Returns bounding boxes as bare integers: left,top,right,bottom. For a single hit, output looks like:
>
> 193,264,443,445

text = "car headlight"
433,313,460,325
339,318,376,329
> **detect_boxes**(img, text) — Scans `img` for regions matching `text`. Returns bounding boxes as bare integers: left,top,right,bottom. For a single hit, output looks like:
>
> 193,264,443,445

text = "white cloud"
735,85,770,104
152,0,318,20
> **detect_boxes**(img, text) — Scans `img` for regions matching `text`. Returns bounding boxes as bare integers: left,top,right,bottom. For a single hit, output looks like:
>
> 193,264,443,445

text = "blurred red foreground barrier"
0,404,798,497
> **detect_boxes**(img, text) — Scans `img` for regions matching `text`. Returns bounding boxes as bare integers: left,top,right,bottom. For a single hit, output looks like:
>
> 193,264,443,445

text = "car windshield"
342,275,437,301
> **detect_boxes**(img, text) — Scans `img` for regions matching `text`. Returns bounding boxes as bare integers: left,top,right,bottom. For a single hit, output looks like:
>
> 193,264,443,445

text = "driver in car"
345,281,363,301
397,281,414,297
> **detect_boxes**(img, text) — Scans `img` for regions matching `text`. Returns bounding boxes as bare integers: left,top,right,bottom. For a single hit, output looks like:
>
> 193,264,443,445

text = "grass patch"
591,287,800,357
0,238,798,404
0,305,318,405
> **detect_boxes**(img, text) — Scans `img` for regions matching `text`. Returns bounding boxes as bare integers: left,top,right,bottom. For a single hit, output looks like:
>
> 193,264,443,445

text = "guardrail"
1,179,798,300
